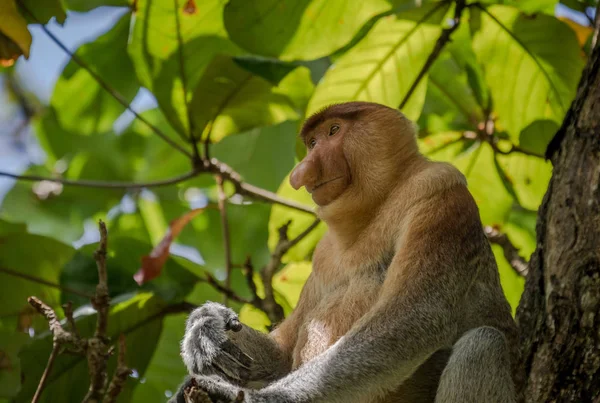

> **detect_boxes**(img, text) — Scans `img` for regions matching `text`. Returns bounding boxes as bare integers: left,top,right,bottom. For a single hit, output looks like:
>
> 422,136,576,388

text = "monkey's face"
289,120,352,206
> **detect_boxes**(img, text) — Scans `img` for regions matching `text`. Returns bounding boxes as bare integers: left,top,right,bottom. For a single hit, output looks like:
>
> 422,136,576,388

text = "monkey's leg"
434,326,516,403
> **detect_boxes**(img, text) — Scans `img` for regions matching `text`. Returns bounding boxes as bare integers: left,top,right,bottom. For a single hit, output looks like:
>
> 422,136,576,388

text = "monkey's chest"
292,274,382,368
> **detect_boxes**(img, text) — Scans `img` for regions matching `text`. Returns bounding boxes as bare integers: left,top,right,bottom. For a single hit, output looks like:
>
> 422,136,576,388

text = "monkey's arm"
193,190,483,402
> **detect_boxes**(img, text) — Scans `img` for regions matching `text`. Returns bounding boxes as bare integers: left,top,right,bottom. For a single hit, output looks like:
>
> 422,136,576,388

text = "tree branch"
16,1,193,159
206,159,316,215
0,170,199,189
484,226,528,277
200,272,253,305
83,220,112,402
399,0,466,110
259,219,322,324
215,175,233,305
0,267,94,299
103,334,131,403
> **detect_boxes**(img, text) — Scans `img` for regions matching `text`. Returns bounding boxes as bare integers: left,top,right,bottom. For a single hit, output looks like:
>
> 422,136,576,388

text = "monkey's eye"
329,125,340,136
308,138,317,149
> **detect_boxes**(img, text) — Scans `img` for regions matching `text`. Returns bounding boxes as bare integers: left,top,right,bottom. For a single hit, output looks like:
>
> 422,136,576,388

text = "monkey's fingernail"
227,319,243,332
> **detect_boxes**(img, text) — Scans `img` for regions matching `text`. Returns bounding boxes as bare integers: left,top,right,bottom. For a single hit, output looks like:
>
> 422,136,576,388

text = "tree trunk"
515,27,600,403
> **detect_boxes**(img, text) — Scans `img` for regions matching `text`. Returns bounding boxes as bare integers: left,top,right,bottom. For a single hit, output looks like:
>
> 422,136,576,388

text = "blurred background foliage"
0,0,597,401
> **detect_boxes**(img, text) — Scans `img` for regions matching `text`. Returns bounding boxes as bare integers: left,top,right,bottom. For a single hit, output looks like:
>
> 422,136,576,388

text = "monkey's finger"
221,340,253,367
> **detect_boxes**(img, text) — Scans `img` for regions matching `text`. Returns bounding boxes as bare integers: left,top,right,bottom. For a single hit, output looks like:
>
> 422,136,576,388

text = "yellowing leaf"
0,0,32,65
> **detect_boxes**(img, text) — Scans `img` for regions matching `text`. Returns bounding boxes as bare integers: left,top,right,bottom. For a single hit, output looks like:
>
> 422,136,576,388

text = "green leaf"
128,0,241,138
211,120,298,192
0,225,75,319
518,119,558,155
15,293,167,403
471,5,583,140
479,0,558,14
420,24,487,133
492,245,525,315
60,237,199,306
306,3,450,120
130,314,188,402
65,0,131,12
223,0,401,61
189,55,300,142
19,0,67,24
451,143,515,226
0,332,29,399
268,175,324,263
51,12,139,135
496,153,551,210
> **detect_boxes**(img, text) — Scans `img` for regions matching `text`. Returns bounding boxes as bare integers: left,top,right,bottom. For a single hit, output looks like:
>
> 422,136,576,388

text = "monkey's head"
290,101,421,211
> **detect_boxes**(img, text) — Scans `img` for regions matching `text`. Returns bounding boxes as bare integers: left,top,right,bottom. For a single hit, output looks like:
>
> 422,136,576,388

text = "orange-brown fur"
177,102,517,403
271,102,517,402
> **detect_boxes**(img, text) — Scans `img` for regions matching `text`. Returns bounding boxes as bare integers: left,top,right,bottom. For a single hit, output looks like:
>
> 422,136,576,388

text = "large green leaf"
189,56,301,142
19,0,66,24
223,0,401,61
0,332,29,398
51,12,139,135
128,0,242,138
15,293,167,403
60,237,199,306
306,3,450,120
0,223,75,321
419,24,487,134
65,0,131,11
471,5,583,140
211,120,298,192
130,314,188,402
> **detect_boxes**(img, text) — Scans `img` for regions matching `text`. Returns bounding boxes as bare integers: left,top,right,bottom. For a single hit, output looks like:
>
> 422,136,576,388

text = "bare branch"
260,218,322,324
399,0,467,109
484,226,528,277
31,343,60,403
216,175,233,305
592,0,600,49
206,159,316,215
1,267,94,298
200,272,253,305
103,335,131,403
83,220,112,403
0,170,199,189
62,301,79,336
93,221,109,339
16,1,193,159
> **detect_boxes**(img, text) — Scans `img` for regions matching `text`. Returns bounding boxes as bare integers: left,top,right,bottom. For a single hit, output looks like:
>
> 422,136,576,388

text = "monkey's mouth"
310,176,344,193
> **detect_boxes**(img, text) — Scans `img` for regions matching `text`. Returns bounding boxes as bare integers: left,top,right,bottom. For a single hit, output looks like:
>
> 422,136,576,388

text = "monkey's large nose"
290,159,318,191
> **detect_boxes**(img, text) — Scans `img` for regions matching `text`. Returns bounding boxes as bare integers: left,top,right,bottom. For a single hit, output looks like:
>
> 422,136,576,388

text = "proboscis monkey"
172,102,518,403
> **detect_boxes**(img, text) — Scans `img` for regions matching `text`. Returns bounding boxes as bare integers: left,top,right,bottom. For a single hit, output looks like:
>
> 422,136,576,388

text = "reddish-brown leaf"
134,208,204,285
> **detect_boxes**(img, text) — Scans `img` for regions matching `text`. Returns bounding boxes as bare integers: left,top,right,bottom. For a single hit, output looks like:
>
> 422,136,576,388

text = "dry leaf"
134,208,204,285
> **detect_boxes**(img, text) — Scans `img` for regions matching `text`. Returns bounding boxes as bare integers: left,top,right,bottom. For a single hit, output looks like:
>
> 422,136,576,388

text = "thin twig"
399,0,466,109
31,343,60,403
83,220,111,403
259,218,322,323
0,267,94,298
215,175,233,305
243,257,261,307
201,272,253,305
0,170,199,189
206,159,316,215
103,335,131,403
93,221,109,339
62,302,79,336
16,1,193,159
484,226,528,277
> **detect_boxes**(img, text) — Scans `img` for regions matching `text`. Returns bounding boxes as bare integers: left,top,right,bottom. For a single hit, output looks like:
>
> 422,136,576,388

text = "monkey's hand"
178,375,292,403
181,302,253,385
